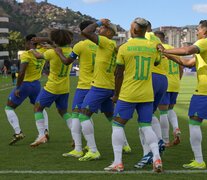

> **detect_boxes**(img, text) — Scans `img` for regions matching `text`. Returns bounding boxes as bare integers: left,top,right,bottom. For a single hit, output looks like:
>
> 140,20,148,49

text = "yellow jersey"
117,37,159,102
91,35,117,90
162,43,180,92
43,46,72,94
193,38,207,95
145,32,165,75
20,50,45,82
73,40,97,89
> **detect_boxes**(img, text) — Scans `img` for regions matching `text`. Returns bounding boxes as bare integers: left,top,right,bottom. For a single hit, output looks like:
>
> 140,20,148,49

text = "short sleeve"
194,39,207,54
43,49,53,61
98,35,116,49
116,46,125,65
73,41,82,56
20,52,30,64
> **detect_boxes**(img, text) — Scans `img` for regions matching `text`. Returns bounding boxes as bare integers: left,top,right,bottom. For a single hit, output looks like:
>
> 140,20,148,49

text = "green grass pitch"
0,75,207,179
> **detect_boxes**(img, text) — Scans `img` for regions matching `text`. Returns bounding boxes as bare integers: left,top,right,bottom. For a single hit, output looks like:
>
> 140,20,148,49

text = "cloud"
192,4,207,13
82,0,108,4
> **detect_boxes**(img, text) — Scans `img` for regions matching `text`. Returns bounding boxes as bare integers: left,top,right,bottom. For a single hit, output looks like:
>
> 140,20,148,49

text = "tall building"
0,17,9,62
156,26,197,47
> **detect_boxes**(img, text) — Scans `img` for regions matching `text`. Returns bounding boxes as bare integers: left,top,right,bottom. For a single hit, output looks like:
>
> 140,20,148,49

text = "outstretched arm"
81,19,110,45
158,43,199,56
164,53,196,68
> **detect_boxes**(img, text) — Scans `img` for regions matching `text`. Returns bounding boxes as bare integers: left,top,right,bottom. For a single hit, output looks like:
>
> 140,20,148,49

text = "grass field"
0,74,207,180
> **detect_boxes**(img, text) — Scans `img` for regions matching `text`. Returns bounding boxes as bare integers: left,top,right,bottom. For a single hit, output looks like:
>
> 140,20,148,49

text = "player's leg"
159,103,170,146
168,92,181,145
78,87,103,161
30,89,54,147
69,89,89,156
137,102,162,172
102,96,131,154
104,100,134,172
183,95,206,169
4,83,30,145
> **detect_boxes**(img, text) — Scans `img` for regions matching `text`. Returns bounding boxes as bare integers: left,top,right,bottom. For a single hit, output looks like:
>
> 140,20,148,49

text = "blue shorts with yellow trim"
35,88,69,110
188,95,207,120
159,92,178,105
81,86,114,113
72,88,89,110
114,99,153,123
8,80,41,105
152,73,168,112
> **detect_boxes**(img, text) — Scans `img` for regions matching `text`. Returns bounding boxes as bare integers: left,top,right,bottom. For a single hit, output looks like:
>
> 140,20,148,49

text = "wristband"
96,21,103,27
70,51,78,59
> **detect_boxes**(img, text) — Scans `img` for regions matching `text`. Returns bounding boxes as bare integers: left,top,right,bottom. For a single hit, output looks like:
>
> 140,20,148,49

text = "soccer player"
155,31,182,147
158,20,207,169
104,17,162,172
30,29,73,147
134,21,167,169
55,20,97,158
10,63,18,86
75,18,130,161
4,34,48,145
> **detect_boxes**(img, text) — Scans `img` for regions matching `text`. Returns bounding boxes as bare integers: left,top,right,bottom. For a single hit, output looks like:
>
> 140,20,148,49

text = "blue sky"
36,0,207,30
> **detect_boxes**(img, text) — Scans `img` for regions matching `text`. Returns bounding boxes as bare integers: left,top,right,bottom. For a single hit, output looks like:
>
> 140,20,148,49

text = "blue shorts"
159,92,178,105
114,100,153,123
188,95,207,120
35,88,69,110
8,80,41,105
81,86,114,113
152,73,168,112
72,89,89,110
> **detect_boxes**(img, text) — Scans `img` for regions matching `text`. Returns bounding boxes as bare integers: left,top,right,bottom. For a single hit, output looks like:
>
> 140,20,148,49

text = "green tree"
5,31,24,59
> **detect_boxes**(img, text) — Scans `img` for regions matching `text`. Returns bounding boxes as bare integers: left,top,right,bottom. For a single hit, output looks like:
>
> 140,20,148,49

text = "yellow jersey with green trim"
92,35,116,90
162,43,180,92
194,38,207,95
145,32,165,75
117,37,159,102
43,46,72,94
73,39,97,89
20,49,45,82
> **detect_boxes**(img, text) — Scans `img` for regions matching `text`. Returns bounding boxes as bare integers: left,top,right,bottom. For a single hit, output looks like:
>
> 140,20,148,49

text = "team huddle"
4,17,207,173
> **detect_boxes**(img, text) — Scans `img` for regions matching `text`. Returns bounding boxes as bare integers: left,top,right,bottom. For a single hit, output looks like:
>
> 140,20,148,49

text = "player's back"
43,47,72,94
162,43,180,92
74,40,97,89
117,37,159,103
92,35,117,90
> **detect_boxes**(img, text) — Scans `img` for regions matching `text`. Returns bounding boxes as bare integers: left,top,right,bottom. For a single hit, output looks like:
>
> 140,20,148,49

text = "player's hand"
157,43,165,52
100,19,110,26
54,47,63,55
111,95,118,104
31,37,42,43
14,89,20,97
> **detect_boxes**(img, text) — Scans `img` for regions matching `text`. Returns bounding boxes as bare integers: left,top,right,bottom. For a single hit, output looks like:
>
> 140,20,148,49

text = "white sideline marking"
0,170,207,174
0,86,13,91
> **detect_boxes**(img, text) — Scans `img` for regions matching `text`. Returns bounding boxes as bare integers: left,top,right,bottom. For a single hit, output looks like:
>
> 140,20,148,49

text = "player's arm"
15,63,28,97
54,47,76,65
112,64,125,103
157,43,199,56
30,50,44,59
81,19,110,45
179,65,184,80
32,37,53,45
164,53,196,68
